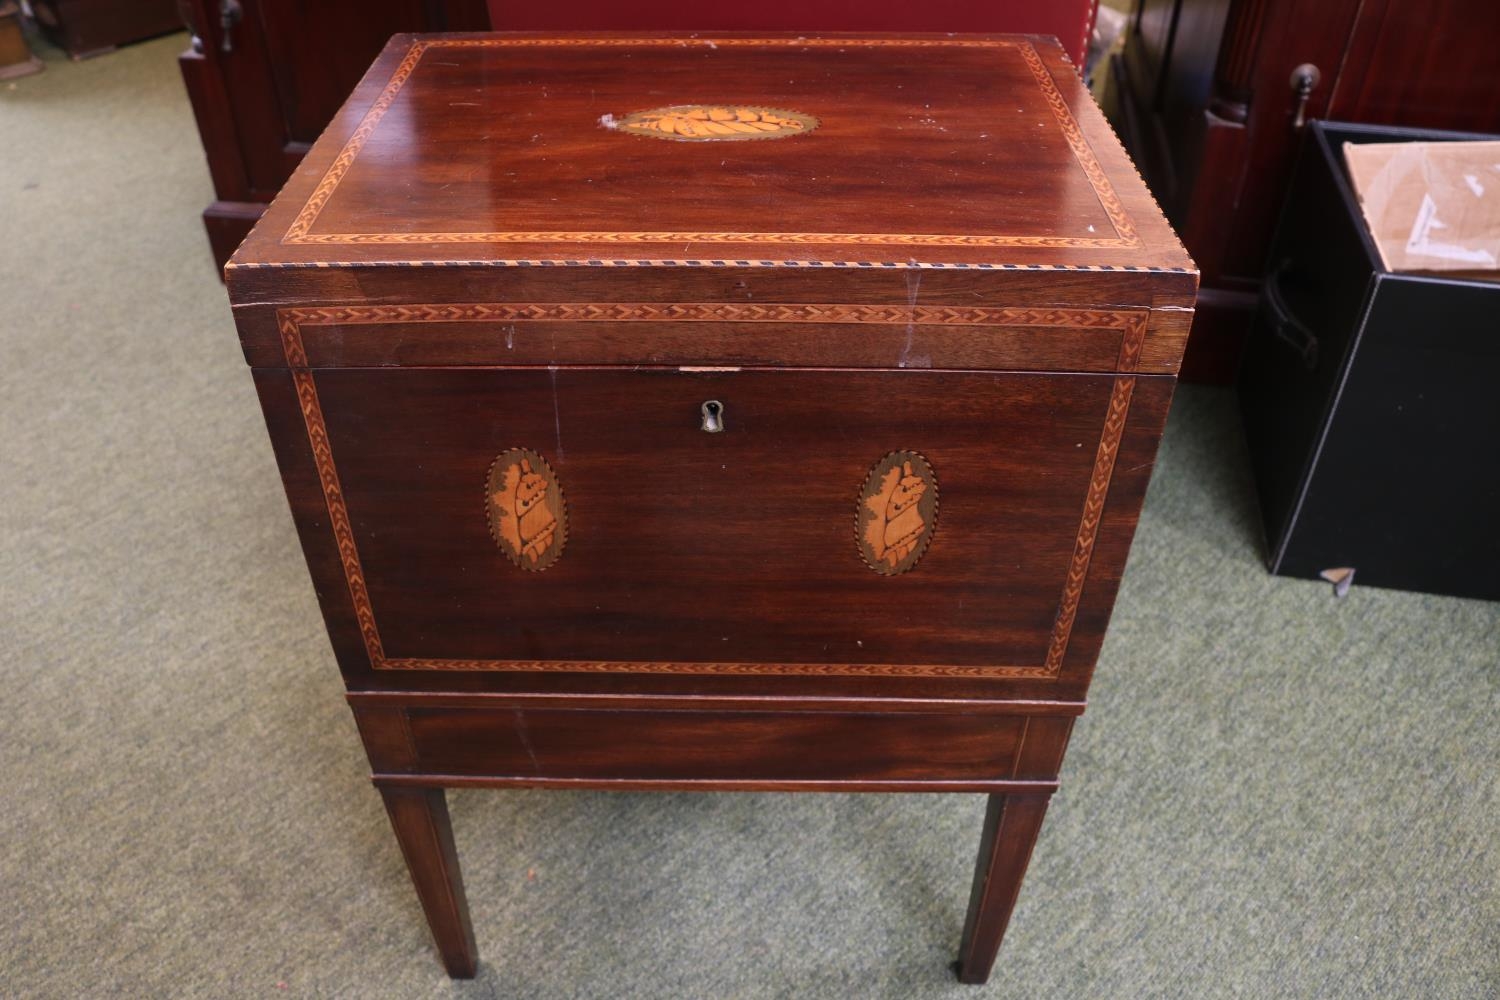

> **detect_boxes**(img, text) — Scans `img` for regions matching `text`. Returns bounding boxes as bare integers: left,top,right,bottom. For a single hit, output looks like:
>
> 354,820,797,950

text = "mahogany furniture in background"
29,0,179,59
227,33,1196,981
488,0,1099,64
177,0,491,267
1111,0,1500,382
0,1,42,79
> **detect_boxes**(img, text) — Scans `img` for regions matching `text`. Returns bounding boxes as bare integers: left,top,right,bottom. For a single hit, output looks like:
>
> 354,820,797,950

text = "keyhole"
700,400,725,433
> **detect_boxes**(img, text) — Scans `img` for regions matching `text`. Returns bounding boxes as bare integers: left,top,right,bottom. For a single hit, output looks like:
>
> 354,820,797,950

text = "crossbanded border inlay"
283,302,1140,328
277,301,1147,679
281,37,1142,253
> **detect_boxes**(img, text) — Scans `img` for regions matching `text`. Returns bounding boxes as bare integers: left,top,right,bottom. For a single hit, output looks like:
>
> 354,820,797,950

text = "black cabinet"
1238,121,1500,602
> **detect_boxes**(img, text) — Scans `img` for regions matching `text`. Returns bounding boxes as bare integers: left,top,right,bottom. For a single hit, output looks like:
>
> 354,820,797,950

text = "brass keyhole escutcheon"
700,400,725,433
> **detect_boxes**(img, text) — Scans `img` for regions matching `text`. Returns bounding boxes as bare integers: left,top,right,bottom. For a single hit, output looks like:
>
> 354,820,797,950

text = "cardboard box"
1344,139,1500,278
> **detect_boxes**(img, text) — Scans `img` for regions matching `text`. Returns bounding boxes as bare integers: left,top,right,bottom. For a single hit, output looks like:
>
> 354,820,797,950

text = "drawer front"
299,366,1137,678
392,707,1037,786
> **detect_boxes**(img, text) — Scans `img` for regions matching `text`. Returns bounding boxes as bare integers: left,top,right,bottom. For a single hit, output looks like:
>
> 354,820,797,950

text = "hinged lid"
227,32,1196,370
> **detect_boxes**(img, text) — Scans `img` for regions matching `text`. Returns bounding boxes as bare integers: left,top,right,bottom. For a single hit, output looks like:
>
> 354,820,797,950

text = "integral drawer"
399,707,1032,785
298,366,1141,677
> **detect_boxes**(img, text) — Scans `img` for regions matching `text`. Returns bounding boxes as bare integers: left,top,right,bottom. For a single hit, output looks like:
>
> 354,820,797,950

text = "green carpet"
2,32,1496,999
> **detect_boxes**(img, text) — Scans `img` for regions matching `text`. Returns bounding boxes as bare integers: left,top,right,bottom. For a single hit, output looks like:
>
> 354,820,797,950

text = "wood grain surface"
251,368,1175,701
280,367,1143,676
226,32,1194,275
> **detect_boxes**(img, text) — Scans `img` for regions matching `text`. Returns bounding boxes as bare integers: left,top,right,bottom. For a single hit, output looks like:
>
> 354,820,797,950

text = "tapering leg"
379,786,479,978
955,792,1051,985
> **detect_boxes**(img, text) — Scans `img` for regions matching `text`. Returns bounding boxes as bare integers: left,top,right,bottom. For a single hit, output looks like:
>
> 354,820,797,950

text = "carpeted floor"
1,31,1496,1000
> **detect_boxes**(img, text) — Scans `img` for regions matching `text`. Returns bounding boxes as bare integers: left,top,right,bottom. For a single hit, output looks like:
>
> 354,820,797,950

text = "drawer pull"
700,399,725,433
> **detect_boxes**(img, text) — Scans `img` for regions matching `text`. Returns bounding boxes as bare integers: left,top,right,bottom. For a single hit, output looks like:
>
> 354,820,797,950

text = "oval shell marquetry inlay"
486,448,568,571
610,105,819,141
856,451,939,576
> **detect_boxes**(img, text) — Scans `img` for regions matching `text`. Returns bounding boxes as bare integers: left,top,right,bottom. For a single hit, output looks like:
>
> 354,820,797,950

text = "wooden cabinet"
485,0,1099,63
227,33,1195,982
0,1,42,79
1112,0,1500,381
176,0,490,267
30,0,180,58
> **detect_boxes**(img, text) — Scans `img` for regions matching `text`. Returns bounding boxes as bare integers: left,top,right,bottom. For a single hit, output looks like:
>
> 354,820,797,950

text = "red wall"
485,0,1099,65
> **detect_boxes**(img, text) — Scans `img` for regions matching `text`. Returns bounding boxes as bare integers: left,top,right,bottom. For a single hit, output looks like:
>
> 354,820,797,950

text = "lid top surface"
232,33,1191,273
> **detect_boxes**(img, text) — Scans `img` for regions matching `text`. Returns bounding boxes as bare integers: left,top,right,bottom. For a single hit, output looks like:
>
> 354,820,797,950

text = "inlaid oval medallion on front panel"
856,451,939,576
486,448,567,572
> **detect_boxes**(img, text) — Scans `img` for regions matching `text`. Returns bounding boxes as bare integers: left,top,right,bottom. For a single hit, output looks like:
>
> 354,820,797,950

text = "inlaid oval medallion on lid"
607,105,819,141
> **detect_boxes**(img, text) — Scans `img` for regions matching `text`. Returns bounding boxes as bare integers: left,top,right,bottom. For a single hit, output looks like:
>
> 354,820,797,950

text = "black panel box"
1238,121,1500,602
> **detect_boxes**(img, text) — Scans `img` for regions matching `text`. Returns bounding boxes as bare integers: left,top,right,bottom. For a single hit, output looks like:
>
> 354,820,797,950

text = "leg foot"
955,792,1050,985
379,786,479,978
